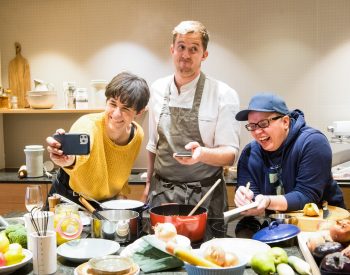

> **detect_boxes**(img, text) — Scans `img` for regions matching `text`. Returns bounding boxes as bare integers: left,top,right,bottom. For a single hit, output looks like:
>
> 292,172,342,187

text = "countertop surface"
0,168,237,185
2,212,303,275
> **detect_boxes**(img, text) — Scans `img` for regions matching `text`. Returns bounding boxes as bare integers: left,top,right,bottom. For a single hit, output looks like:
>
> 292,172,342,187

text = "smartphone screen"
174,151,192,158
53,133,90,155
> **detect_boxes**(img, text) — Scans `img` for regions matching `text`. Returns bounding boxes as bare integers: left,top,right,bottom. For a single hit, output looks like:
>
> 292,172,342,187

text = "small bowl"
27,91,57,109
88,255,138,275
269,213,298,225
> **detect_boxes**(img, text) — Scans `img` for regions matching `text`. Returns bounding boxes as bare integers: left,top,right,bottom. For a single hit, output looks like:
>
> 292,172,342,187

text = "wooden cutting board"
286,205,350,232
8,42,31,108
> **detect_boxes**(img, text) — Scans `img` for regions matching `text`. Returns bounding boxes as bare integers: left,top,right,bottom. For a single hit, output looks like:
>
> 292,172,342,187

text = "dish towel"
132,243,184,273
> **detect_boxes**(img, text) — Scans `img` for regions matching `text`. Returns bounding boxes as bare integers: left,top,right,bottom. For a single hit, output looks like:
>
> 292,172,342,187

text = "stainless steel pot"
91,210,139,244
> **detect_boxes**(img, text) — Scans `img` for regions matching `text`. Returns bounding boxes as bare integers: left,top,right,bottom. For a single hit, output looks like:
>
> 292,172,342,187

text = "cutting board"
286,205,349,232
8,42,31,108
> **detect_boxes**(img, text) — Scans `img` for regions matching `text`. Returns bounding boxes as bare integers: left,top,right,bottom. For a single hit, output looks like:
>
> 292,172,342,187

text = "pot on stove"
149,204,207,242
91,210,139,244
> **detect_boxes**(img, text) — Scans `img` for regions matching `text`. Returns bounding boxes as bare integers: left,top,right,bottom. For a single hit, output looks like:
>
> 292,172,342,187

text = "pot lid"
252,221,300,243
101,199,144,210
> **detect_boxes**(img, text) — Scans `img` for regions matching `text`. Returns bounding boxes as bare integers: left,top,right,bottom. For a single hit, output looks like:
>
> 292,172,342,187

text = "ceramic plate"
57,238,120,263
121,234,191,257
74,261,140,275
0,249,32,275
200,238,270,265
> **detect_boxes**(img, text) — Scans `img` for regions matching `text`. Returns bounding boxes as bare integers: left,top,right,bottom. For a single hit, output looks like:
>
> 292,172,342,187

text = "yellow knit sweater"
63,112,143,200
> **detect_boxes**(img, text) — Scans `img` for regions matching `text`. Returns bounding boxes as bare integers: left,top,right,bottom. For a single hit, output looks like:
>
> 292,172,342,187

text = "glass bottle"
63,82,76,109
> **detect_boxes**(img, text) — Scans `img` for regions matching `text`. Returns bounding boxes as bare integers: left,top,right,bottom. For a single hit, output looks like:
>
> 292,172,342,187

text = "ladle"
187,178,222,216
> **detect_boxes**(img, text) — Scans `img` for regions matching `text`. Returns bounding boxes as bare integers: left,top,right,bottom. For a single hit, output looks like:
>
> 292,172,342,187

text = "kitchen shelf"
0,108,104,114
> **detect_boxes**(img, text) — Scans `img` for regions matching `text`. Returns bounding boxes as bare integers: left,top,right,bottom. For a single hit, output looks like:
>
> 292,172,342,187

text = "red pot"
149,204,207,242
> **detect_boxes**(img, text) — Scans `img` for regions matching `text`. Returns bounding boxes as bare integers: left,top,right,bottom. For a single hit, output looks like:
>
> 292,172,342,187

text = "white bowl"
27,91,57,109
184,252,247,275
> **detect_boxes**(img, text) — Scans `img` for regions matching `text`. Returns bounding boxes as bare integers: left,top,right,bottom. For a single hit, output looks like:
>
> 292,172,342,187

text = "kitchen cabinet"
340,185,350,210
0,183,50,214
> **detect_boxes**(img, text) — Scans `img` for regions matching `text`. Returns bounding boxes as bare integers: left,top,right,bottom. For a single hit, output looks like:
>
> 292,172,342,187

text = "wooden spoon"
187,179,222,216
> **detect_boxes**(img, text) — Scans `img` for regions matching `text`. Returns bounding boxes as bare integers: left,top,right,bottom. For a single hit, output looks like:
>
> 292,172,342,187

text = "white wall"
1,0,350,168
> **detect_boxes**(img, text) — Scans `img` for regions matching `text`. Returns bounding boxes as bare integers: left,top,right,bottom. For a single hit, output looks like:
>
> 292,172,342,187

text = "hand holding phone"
53,133,90,155
174,151,192,158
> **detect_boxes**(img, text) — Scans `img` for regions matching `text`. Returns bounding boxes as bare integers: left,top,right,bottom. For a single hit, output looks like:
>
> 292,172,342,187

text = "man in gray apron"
144,21,240,218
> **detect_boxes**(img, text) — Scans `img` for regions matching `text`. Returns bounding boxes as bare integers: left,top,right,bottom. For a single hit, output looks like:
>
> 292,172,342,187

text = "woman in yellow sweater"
46,72,150,205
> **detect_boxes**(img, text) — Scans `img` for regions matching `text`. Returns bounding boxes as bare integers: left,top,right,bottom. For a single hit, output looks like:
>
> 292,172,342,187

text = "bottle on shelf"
75,88,89,110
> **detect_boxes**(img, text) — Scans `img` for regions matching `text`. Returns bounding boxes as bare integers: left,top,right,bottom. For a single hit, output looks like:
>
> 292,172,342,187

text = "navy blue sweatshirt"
237,110,345,211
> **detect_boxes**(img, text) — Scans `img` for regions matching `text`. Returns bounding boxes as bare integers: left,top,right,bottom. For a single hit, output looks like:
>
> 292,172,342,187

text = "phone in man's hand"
174,151,192,158
53,133,90,155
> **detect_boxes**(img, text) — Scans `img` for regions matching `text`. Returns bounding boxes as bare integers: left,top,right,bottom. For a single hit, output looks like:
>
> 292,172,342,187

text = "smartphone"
53,133,90,155
174,151,192,158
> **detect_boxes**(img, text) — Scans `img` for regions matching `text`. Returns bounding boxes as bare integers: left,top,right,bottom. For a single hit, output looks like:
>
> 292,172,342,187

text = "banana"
173,247,220,268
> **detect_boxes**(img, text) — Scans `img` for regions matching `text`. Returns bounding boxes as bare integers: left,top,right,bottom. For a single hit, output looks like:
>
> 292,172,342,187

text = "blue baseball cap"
235,93,289,121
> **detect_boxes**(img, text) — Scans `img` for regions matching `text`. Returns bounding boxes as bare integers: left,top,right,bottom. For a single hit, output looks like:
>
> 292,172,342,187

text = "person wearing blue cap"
234,93,345,215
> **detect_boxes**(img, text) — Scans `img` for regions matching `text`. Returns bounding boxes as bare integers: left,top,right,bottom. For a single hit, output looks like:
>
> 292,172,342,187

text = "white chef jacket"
146,74,240,158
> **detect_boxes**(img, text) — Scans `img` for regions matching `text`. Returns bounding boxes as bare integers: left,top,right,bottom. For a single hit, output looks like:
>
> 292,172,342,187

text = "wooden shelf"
0,108,104,114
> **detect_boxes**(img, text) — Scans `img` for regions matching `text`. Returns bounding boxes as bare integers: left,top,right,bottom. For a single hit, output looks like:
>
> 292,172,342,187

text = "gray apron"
149,72,228,218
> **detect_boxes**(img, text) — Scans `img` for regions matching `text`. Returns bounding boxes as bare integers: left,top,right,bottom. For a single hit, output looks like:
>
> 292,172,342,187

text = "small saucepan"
91,210,139,244
269,213,298,225
149,204,207,242
101,199,149,233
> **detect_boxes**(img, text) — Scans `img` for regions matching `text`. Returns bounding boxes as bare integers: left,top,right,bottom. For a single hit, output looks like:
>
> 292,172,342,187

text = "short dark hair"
105,72,150,113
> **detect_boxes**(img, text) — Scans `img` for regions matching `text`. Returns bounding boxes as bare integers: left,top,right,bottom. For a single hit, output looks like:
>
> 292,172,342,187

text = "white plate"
121,234,191,257
74,262,140,275
57,238,120,263
0,249,32,275
101,199,144,210
200,238,270,265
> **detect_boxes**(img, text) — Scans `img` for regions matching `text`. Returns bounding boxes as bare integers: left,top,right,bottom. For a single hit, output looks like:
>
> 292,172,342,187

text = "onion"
224,252,239,267
153,222,177,242
203,245,226,266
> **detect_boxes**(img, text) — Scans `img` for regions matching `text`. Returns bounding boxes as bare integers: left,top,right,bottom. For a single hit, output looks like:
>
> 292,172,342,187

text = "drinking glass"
25,185,44,212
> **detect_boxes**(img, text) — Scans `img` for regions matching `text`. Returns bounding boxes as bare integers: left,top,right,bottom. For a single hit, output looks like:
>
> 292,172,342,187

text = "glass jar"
54,203,82,245
75,88,89,109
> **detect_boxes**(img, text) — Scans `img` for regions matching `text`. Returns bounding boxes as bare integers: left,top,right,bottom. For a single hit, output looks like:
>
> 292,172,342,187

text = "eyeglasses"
245,115,284,131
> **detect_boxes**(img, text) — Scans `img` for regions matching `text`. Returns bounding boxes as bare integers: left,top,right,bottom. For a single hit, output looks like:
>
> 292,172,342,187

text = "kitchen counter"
3,212,303,275
0,168,237,185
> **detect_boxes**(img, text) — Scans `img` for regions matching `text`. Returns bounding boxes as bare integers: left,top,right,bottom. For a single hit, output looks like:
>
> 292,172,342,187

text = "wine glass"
25,185,44,212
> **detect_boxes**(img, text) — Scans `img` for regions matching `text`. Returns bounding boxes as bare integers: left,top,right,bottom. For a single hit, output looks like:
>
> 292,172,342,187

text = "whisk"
29,207,49,236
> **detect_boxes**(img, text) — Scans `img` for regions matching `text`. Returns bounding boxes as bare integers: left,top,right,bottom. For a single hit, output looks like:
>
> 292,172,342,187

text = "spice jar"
54,203,82,245
0,89,9,109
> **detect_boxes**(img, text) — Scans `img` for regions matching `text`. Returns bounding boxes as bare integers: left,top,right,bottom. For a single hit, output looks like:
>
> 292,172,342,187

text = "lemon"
4,243,24,266
0,233,9,253
303,203,320,217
